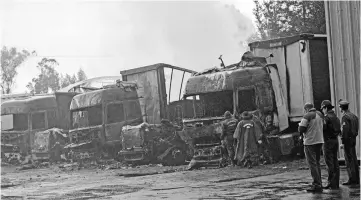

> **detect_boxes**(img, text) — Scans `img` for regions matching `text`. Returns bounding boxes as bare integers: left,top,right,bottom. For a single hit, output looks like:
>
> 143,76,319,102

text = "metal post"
324,1,335,109
168,68,174,103
193,96,197,118
178,71,185,100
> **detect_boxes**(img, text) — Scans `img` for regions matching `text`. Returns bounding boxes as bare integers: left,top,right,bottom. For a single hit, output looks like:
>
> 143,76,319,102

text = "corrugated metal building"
324,1,360,160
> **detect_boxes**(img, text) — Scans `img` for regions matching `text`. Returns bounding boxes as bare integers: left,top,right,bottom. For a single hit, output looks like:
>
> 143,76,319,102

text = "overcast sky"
1,0,256,94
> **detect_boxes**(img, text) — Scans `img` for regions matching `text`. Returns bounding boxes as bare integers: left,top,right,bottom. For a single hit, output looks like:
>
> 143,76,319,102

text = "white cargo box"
249,34,330,123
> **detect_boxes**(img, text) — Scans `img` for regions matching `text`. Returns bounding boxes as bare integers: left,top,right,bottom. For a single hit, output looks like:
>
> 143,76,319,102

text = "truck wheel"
163,147,186,166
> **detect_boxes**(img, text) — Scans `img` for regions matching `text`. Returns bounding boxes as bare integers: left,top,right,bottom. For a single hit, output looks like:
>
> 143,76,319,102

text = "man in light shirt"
298,103,324,193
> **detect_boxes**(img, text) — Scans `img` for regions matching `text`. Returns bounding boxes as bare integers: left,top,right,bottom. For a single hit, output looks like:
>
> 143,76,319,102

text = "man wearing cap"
339,100,360,185
298,103,324,193
321,100,341,189
220,111,238,166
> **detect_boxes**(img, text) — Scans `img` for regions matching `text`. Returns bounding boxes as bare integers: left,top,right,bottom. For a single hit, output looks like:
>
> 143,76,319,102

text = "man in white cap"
298,103,324,193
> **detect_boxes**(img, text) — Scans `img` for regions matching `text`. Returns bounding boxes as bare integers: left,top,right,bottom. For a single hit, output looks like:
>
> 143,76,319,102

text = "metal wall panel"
325,1,360,159
125,70,161,124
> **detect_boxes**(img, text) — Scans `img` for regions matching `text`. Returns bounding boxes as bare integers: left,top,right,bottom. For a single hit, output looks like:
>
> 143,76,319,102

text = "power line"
30,55,114,58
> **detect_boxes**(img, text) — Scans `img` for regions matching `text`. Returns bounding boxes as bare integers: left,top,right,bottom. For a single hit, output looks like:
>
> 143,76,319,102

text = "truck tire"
161,147,186,166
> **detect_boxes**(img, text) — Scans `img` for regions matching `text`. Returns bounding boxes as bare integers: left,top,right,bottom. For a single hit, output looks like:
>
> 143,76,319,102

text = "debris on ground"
1,177,20,189
117,165,185,177
298,167,309,170
58,163,80,171
16,164,37,171
38,162,50,168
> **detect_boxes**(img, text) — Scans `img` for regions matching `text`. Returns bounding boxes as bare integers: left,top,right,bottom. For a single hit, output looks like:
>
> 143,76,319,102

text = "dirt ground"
1,158,360,200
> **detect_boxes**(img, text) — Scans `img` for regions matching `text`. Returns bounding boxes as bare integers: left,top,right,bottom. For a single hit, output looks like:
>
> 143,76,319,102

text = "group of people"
299,100,359,193
220,110,271,168
220,99,359,193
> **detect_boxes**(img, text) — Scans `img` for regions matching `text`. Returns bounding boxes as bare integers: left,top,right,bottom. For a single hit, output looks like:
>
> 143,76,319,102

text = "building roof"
1,95,57,115
248,33,327,49
58,76,123,93
119,63,196,76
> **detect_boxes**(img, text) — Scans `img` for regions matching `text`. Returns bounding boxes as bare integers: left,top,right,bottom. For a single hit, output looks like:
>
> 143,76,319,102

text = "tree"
27,59,88,93
77,68,87,81
1,47,31,94
252,0,326,40
60,73,78,88
60,68,88,88
246,32,262,44
27,58,61,94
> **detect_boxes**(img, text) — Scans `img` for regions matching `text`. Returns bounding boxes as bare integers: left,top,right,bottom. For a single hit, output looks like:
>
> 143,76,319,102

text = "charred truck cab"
118,121,187,165
118,64,196,165
181,54,296,167
66,82,142,161
1,95,59,162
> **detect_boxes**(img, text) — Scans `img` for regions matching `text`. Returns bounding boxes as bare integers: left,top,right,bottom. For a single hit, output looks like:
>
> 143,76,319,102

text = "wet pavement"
112,167,360,200
1,160,360,199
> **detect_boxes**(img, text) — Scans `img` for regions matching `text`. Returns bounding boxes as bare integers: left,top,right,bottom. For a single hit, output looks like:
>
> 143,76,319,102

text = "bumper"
118,149,145,162
32,152,50,160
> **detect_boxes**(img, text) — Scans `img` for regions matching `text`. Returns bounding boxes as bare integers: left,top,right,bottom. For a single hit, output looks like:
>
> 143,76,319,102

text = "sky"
1,0,256,94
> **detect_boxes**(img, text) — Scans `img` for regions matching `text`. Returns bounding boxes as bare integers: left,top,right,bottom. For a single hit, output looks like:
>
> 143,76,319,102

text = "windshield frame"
1,113,30,132
71,104,104,129
185,90,235,119
31,110,47,130
105,101,126,124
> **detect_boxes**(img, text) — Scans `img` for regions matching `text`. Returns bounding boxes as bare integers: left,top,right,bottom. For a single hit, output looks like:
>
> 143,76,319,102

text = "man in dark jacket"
339,100,359,185
321,100,341,189
50,142,62,164
234,111,261,168
221,111,238,166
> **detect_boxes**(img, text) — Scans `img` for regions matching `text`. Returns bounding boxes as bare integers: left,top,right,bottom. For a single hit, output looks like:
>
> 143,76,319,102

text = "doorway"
238,88,257,113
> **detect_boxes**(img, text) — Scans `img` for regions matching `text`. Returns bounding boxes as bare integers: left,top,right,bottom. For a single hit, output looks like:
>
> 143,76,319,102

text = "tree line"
1,46,87,94
249,0,325,42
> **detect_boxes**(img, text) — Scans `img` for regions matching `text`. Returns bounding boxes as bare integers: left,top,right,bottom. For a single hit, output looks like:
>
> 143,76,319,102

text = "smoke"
120,1,255,69
3,1,256,93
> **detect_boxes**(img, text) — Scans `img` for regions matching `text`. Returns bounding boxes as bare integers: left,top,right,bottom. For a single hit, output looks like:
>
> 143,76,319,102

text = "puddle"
50,185,143,199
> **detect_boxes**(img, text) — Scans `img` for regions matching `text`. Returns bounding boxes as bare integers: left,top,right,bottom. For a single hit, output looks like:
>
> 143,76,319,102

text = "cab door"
29,110,48,151
122,100,144,148
104,101,126,145
267,64,289,132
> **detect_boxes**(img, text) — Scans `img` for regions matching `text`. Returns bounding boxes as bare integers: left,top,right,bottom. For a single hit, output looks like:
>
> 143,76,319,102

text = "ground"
1,159,360,200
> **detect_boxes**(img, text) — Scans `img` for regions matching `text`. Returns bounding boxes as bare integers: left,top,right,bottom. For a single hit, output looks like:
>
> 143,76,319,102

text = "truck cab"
66,82,143,160
179,54,298,167
1,95,59,162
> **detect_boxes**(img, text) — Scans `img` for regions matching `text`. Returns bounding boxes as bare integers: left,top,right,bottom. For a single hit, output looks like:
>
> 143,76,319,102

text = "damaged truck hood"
184,66,269,96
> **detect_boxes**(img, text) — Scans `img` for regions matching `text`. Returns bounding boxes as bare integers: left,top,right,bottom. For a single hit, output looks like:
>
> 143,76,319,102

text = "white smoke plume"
2,1,255,93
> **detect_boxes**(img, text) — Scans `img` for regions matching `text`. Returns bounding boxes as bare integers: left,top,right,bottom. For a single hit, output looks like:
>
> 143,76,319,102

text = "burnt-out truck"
119,63,197,125
1,92,76,162
117,64,196,164
180,34,333,167
65,80,188,165
179,55,290,167
119,121,187,165
65,82,143,160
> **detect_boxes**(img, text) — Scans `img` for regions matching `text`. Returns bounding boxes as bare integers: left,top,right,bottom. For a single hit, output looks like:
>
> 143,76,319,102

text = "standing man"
298,103,324,193
50,141,62,164
234,111,260,168
339,100,360,185
220,111,238,166
321,100,341,189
